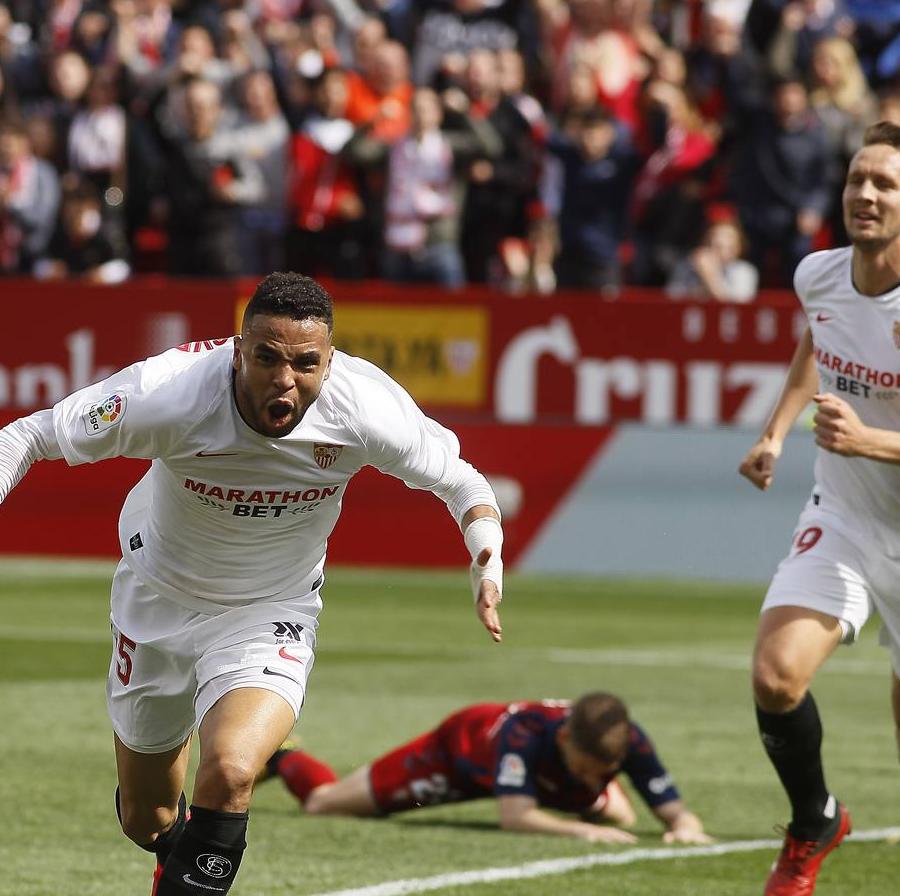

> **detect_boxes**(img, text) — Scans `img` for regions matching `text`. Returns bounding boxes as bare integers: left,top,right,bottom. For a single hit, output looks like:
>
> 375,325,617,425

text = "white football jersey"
52,340,495,613
798,246,900,529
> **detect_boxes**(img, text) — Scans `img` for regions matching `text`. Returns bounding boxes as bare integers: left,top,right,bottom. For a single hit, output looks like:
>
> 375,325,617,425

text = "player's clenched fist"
739,437,782,490
813,392,869,456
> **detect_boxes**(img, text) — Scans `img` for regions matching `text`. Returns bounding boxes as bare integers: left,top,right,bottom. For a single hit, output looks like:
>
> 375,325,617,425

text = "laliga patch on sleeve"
497,752,527,787
83,393,127,436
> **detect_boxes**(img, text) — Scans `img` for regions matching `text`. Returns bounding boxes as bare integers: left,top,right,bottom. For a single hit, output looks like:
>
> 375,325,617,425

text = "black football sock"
115,789,188,865
756,692,832,839
265,748,291,779
155,806,248,895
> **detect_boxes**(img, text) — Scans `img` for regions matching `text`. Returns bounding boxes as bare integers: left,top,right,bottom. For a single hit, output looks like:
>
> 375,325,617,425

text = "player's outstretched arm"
461,505,504,643
739,326,817,490
358,368,504,639
496,794,637,844
0,410,63,504
652,799,713,845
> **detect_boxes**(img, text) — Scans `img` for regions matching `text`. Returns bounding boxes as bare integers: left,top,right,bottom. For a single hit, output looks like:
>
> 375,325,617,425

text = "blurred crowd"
1,0,899,298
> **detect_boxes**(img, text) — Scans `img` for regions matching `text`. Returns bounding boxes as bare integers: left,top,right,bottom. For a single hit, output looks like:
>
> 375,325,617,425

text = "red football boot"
764,803,851,896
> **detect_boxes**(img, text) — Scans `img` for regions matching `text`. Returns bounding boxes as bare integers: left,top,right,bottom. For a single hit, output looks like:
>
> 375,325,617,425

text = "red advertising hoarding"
488,299,805,426
0,279,800,561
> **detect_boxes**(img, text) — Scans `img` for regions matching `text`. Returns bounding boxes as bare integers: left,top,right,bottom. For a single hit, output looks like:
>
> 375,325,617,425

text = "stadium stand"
0,0,898,292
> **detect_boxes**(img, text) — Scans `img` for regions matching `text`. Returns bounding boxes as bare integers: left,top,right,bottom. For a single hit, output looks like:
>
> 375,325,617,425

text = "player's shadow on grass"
253,807,496,832
391,817,499,832
253,808,720,843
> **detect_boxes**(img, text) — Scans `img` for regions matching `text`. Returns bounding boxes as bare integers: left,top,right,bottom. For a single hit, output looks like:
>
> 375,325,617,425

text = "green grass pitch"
2,559,898,895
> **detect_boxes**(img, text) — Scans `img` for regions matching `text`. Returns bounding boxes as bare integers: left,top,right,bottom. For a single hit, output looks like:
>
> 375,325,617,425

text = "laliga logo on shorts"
83,393,127,436
314,443,342,469
197,853,232,878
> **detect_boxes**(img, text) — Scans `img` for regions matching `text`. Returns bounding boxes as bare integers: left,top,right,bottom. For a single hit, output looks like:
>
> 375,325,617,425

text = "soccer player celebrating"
0,273,504,895
740,121,900,895
265,692,711,845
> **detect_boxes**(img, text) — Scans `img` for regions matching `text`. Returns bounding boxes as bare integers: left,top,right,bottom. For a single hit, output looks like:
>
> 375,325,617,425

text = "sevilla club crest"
314,444,342,469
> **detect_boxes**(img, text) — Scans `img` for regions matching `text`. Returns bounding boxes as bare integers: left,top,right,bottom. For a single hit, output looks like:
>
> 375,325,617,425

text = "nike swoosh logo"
195,450,240,457
278,646,305,664
816,313,833,322
182,874,226,891
263,667,296,681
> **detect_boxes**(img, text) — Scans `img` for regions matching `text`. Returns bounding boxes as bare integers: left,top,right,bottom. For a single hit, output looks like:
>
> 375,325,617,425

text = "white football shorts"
763,495,900,673
107,560,319,753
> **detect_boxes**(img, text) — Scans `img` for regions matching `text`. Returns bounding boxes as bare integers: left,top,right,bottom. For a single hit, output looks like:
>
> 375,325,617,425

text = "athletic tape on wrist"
463,516,504,602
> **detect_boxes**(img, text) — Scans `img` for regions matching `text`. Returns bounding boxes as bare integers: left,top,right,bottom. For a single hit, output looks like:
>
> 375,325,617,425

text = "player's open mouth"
268,399,293,423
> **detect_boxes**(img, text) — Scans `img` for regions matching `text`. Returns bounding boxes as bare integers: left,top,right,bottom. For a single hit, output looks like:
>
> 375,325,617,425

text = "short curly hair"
242,272,334,334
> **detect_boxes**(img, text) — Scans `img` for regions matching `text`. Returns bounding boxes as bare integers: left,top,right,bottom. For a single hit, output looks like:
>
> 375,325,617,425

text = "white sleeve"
52,349,200,465
362,375,500,526
0,409,63,503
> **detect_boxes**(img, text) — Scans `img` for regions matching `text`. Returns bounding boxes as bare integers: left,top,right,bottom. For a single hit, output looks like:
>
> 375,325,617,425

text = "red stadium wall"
0,279,799,564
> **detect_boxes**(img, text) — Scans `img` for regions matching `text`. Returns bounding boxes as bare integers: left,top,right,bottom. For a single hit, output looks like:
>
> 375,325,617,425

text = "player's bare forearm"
762,326,818,444
814,393,900,463
461,504,501,528
850,425,900,464
652,799,713,845
497,796,636,844
740,327,817,490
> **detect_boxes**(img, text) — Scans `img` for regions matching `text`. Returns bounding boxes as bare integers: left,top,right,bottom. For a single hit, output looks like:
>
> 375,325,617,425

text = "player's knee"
195,755,258,810
117,801,178,846
752,657,807,712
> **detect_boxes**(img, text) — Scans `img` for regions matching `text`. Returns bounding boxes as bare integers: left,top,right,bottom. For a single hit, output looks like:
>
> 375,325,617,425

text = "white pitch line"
308,828,900,896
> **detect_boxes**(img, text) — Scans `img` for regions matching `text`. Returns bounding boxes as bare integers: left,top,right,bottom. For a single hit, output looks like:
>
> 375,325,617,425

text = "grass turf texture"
1,559,898,896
